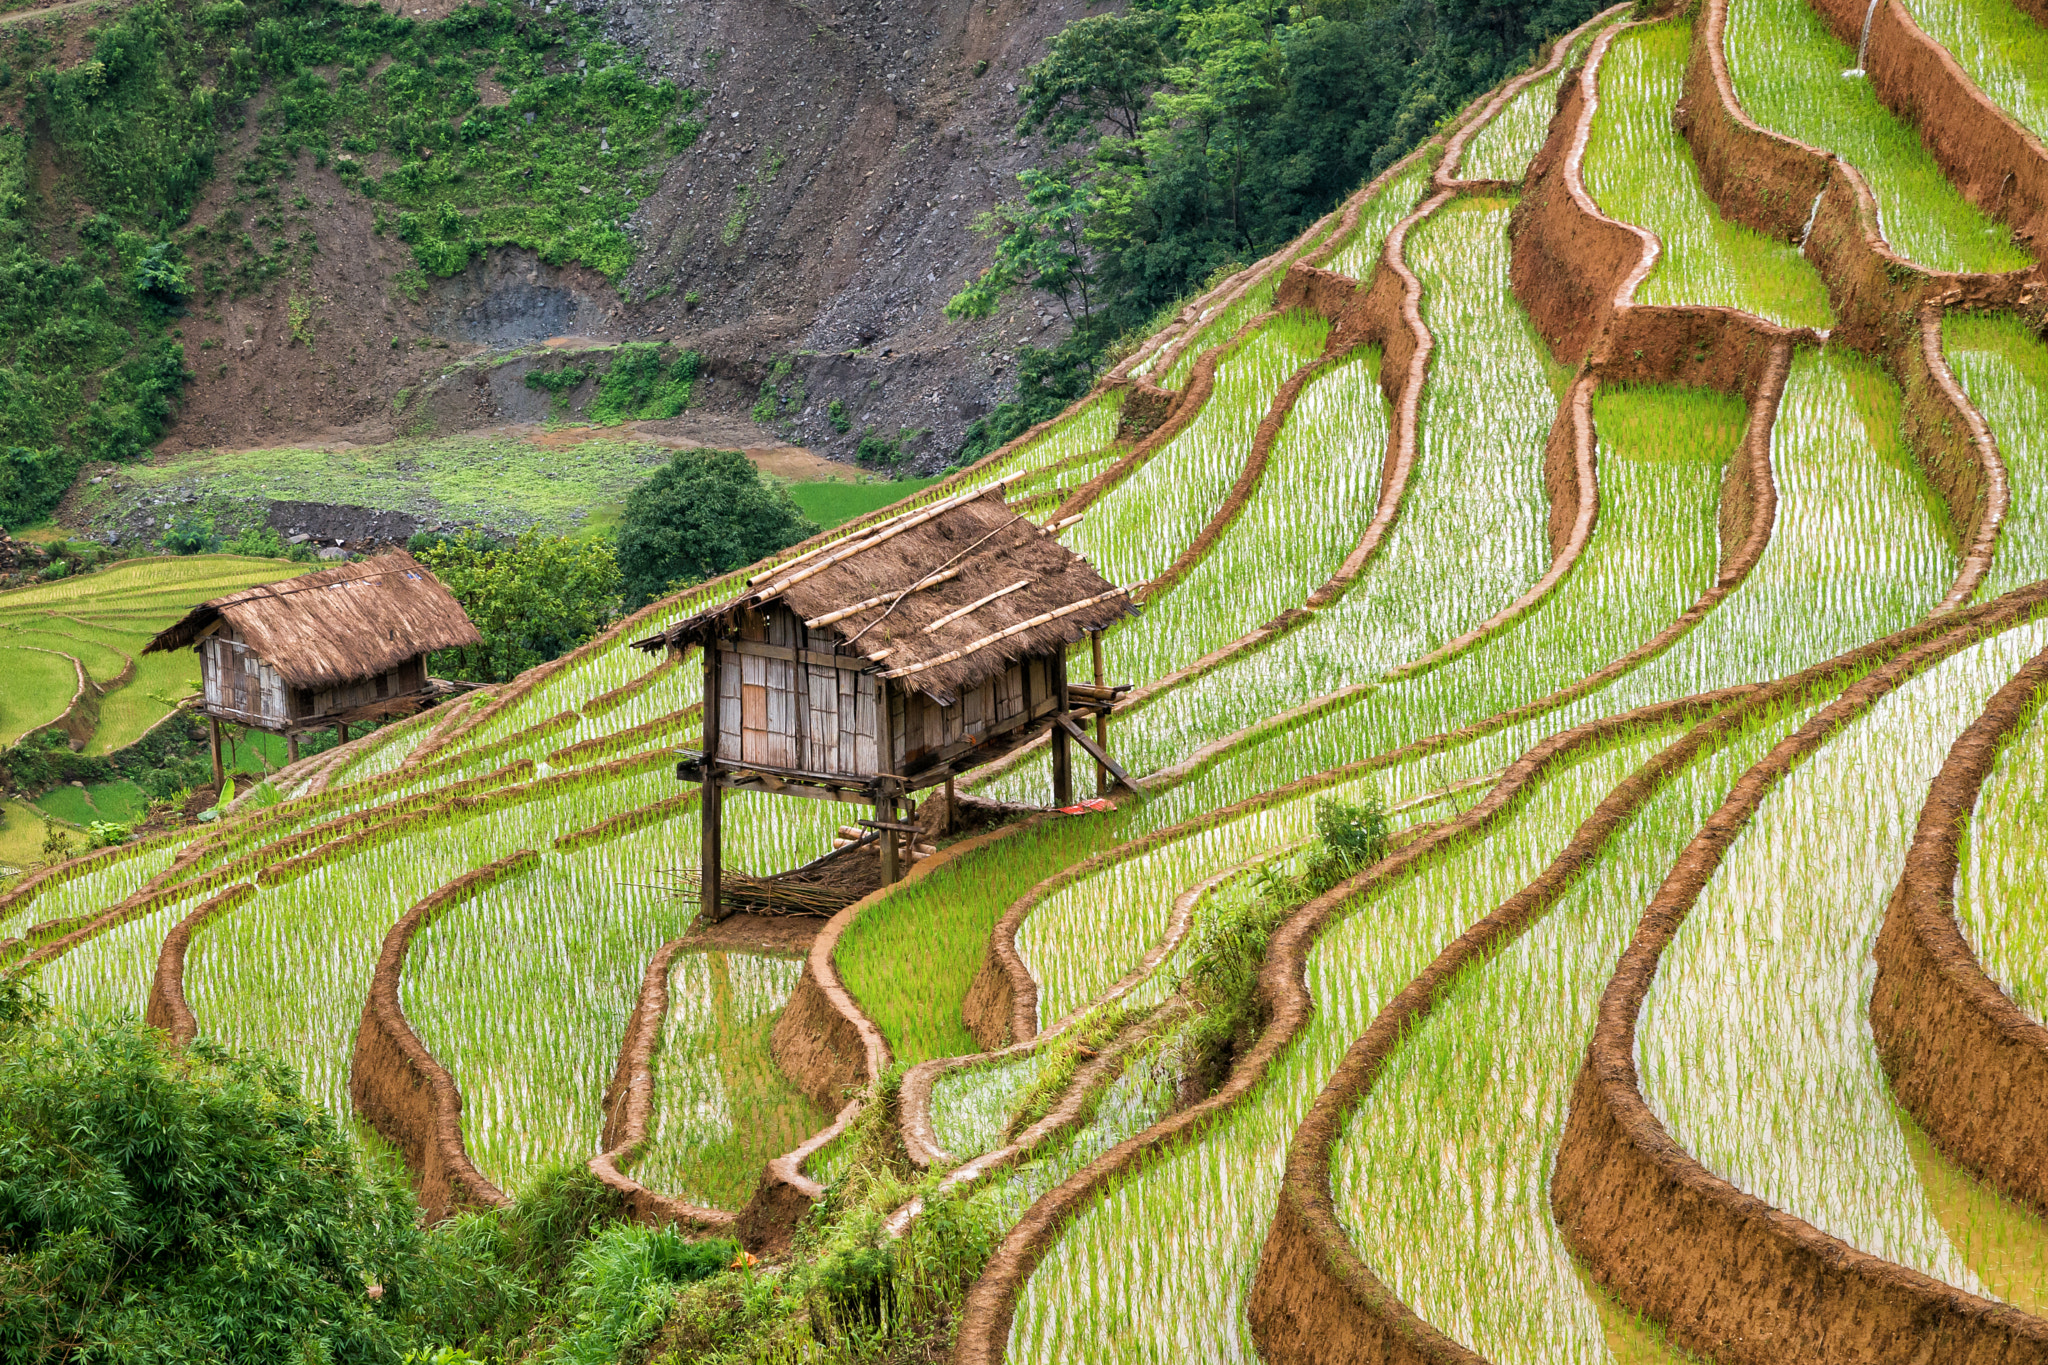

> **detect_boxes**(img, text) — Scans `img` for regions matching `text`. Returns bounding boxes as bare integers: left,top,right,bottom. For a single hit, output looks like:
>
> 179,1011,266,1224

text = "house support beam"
1051,649,1074,808
701,636,724,923
1090,630,1110,798
209,716,224,789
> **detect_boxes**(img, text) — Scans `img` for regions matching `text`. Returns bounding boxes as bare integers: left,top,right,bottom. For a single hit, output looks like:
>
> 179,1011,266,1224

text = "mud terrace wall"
351,851,536,1221
1807,0,2048,253
1873,643,2048,1218
1550,585,2048,1365
144,882,258,1045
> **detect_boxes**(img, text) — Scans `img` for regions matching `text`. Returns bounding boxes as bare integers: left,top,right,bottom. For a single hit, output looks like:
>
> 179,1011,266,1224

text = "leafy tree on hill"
613,448,818,609
414,530,623,683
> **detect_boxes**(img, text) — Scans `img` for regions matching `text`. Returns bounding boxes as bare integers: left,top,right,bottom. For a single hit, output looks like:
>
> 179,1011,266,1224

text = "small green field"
786,476,943,530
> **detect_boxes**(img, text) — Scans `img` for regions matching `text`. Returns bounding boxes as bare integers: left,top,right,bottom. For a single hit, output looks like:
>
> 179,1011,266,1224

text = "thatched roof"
144,551,481,688
634,485,1135,704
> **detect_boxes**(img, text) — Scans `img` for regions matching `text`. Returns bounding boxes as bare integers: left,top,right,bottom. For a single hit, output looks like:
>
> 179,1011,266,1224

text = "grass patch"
33,778,148,827
66,434,681,541
784,477,942,531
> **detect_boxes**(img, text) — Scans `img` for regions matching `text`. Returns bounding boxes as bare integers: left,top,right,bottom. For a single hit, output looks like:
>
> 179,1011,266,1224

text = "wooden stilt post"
876,676,899,884
1051,651,1074,808
701,637,724,923
208,716,224,789
286,732,300,764
1090,629,1110,799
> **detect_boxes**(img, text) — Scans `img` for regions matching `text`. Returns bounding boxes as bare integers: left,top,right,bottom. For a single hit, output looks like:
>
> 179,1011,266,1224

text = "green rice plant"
1724,0,2033,273
627,948,830,1210
1898,1108,2048,1312
404,789,843,1191
0,647,79,748
146,760,678,1127
27,881,219,1021
1957,694,2048,1028
1583,20,1834,328
1332,703,1806,1362
1061,310,1332,591
0,554,292,611
930,1050,1058,1163
1320,158,1435,281
1005,731,1671,1364
1100,348,1390,689
1638,617,2048,1301
984,197,1571,808
1944,313,2048,596
0,837,188,942
1898,0,2048,141
1459,25,1611,183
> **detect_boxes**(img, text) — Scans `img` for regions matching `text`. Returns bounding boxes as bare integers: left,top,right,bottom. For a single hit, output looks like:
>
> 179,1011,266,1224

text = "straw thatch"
634,488,1135,704
144,552,481,688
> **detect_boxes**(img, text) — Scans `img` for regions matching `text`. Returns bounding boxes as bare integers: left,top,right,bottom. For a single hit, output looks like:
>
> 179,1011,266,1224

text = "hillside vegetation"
8,0,2048,1361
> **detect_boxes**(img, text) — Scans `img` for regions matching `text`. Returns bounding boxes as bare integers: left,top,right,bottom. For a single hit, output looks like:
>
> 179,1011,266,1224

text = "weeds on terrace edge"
1172,789,1389,1100
636,1069,1005,1365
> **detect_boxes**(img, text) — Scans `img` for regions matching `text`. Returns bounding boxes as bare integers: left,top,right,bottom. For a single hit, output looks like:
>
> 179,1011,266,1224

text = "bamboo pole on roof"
750,474,1026,599
804,567,965,629
878,591,1127,680
922,579,1032,634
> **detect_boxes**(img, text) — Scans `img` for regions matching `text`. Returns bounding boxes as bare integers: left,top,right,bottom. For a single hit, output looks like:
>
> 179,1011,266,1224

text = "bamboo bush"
1638,620,2048,1302
1582,20,1834,327
1725,0,2033,273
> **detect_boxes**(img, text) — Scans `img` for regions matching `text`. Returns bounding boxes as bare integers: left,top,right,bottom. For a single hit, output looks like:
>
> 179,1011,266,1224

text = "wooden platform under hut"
633,479,1141,922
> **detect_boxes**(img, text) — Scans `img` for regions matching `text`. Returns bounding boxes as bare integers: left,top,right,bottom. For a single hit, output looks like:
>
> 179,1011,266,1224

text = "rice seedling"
28,883,219,1020
1724,0,2033,274
1898,0,2048,141
1,838,190,943
1154,281,1288,394
1943,313,2048,596
404,789,842,1190
1005,731,1671,1365
1061,311,1332,591
1332,703,1806,1363
0,629,131,686
1638,616,2048,1299
981,196,1568,809
1101,348,1390,689
1956,691,2048,1027
1321,159,1436,282
1459,25,1611,183
1899,1108,2048,1312
1137,377,1734,826
628,947,831,1209
931,1050,1057,1162
1582,20,1834,328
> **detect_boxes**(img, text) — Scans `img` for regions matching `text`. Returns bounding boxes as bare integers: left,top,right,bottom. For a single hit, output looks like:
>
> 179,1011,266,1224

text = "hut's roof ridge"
144,551,481,689
636,486,1135,703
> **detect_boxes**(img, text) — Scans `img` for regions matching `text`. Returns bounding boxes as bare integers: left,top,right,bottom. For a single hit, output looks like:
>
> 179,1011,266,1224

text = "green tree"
415,531,623,683
0,982,420,1363
945,165,1103,328
1017,12,1166,147
613,448,817,609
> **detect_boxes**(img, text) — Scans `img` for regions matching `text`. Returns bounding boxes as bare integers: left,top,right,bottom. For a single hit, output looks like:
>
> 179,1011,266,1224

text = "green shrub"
221,521,284,556
613,447,816,608
587,344,698,423
85,819,132,848
549,1225,737,1365
414,530,623,683
159,512,219,554
0,992,423,1363
827,397,851,433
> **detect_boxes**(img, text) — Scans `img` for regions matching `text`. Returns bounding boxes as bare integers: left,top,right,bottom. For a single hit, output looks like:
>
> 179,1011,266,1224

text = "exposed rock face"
156,0,1100,473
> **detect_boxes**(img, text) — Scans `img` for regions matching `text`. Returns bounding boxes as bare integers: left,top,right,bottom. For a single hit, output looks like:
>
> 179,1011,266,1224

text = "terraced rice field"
14,0,2048,1359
